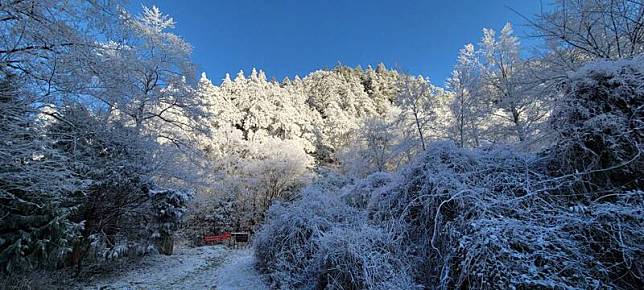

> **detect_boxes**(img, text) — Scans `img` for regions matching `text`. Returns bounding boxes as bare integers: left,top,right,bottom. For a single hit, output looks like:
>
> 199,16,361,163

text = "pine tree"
0,73,81,272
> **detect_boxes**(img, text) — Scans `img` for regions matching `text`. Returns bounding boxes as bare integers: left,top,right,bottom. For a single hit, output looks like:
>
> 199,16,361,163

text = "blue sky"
133,0,544,86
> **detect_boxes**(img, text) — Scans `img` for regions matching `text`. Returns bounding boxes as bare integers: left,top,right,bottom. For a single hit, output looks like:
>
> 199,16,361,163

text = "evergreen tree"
0,72,81,271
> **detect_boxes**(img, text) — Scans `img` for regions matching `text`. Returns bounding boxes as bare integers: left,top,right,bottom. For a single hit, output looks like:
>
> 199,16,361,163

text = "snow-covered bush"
258,137,641,289
253,190,361,289
368,142,549,288
368,139,642,288
548,55,644,195
453,189,642,289
254,184,418,290
314,225,418,290
340,172,393,209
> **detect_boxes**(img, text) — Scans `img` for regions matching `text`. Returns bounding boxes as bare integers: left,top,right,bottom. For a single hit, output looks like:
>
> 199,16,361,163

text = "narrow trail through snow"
77,245,267,290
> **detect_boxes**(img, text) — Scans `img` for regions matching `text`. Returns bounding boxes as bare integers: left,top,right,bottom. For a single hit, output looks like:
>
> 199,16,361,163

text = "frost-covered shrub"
340,172,393,209
312,167,353,193
255,184,417,290
314,225,418,290
575,190,644,288
457,217,600,289
257,128,643,290
549,56,644,195
253,190,361,289
366,137,642,289
454,190,643,289
368,141,550,288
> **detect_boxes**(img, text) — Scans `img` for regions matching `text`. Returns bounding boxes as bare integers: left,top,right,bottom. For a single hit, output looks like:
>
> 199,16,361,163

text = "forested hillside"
0,0,642,289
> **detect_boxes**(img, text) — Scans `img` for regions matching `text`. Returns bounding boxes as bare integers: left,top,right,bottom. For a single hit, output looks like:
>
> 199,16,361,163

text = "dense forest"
0,0,642,289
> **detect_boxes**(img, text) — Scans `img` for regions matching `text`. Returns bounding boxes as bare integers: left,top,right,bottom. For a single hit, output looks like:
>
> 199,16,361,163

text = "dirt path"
76,245,266,290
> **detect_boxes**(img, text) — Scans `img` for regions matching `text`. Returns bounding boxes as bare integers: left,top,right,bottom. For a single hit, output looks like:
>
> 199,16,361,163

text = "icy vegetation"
254,56,644,289
1,0,643,289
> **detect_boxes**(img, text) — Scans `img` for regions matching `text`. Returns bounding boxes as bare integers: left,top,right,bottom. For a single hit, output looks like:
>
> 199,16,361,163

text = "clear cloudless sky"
132,0,545,86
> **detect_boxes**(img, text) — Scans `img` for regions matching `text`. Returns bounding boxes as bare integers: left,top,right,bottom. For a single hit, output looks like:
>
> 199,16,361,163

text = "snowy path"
78,246,268,290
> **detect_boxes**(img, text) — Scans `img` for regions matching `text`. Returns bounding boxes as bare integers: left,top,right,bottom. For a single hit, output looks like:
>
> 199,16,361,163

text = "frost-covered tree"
190,65,407,231
150,189,191,255
44,106,151,269
303,66,380,160
0,0,122,272
190,71,319,230
362,63,401,114
192,136,314,231
338,116,401,178
0,0,117,101
532,0,644,61
478,23,550,145
1,1,198,273
244,137,314,226
480,23,527,142
91,5,204,141
395,74,439,151
447,44,488,148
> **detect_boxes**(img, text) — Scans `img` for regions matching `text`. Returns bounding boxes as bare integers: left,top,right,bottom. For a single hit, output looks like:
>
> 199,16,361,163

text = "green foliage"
0,73,82,272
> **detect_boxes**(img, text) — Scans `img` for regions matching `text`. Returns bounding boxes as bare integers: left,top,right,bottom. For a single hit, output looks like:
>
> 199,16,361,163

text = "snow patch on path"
77,245,267,289
214,249,268,290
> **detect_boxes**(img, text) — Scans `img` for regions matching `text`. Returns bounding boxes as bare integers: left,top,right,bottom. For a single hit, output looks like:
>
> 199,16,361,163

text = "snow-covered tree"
532,0,644,61
395,74,438,151
303,67,380,160
191,70,321,230
447,44,488,148
150,189,191,255
0,1,201,273
0,0,118,101
90,5,204,141
338,116,400,178
478,23,550,146
362,63,401,114
0,1,131,272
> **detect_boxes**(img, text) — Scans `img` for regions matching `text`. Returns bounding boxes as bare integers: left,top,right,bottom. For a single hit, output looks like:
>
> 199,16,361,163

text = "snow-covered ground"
76,245,268,290
215,249,268,290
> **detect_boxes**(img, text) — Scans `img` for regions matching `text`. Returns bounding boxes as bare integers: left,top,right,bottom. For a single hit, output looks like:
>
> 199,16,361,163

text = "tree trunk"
159,233,174,255
413,111,426,151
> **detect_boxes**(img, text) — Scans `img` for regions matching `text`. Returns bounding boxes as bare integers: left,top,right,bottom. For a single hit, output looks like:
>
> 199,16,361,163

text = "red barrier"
203,232,231,244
